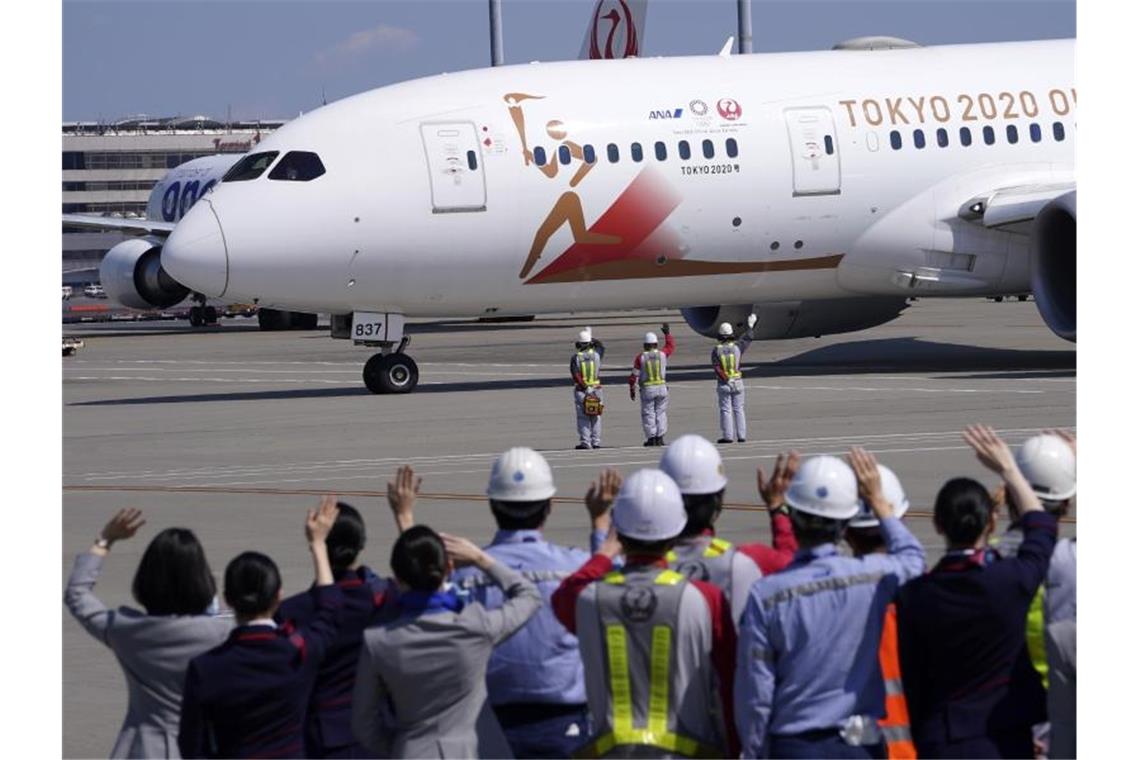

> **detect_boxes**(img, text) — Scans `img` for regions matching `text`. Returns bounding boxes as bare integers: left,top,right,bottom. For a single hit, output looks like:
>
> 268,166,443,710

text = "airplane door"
784,107,841,196
419,122,487,213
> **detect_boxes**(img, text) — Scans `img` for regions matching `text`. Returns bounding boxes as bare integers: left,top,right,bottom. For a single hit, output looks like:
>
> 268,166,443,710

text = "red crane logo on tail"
589,0,638,59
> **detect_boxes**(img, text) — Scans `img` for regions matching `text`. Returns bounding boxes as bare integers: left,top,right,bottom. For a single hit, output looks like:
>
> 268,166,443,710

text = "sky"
63,0,1076,123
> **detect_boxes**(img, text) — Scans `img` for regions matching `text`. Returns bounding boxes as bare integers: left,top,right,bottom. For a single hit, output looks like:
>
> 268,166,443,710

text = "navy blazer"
896,511,1058,753
178,585,344,759
276,567,396,757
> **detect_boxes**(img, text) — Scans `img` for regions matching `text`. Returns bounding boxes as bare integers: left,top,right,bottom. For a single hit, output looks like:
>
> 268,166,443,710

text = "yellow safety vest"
717,343,742,380
578,351,600,387
577,569,721,759
641,350,666,387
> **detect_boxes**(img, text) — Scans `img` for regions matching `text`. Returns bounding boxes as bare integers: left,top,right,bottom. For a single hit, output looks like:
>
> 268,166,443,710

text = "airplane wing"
958,181,1075,234
579,0,648,59
62,214,176,237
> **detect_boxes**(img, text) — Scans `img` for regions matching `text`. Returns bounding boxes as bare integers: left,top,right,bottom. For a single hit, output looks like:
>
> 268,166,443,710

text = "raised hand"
848,447,891,519
661,323,670,335
306,495,340,544
100,508,146,545
747,313,758,330
586,468,623,526
963,425,1018,477
441,533,491,569
387,465,421,533
757,451,800,509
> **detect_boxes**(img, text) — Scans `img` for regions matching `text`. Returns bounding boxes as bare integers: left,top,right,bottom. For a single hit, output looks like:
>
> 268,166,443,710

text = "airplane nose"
162,199,229,297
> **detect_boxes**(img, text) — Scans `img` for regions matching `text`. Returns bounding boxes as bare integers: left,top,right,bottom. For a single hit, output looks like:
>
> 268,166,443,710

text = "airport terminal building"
62,115,284,283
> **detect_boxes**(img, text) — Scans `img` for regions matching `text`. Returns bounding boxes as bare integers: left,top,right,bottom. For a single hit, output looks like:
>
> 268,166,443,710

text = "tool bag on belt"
583,393,605,417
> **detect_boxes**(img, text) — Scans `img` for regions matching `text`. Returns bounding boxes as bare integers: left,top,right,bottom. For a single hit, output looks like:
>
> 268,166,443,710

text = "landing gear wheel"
188,306,204,327
363,353,419,394
203,306,219,324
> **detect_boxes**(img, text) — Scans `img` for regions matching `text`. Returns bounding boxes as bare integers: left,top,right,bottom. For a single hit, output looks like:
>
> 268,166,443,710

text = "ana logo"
512,470,526,483
649,108,684,120
717,98,742,121
689,99,709,116
816,486,830,499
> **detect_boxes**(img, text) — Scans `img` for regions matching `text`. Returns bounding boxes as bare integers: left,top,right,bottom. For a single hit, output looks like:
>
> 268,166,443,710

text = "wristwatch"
94,537,111,550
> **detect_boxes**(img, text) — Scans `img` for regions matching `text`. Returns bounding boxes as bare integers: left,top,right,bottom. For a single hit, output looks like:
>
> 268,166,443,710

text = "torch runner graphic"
504,92,622,279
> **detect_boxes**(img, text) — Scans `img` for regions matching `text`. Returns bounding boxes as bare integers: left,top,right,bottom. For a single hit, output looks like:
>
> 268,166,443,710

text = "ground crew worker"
896,425,1058,759
712,313,758,443
658,435,798,624
843,464,918,760
628,324,675,446
450,448,620,758
571,327,606,449
552,469,740,758
735,449,925,759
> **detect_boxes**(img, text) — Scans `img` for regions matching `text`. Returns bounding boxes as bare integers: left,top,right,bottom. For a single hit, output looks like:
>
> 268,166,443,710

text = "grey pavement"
62,298,1075,757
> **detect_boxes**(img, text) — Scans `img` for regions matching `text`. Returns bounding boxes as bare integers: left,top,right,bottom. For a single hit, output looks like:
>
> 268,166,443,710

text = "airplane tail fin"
578,0,649,59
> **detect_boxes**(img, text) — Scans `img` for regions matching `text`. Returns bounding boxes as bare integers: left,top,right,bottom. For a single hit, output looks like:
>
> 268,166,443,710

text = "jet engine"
682,297,910,340
1030,190,1076,341
99,237,189,310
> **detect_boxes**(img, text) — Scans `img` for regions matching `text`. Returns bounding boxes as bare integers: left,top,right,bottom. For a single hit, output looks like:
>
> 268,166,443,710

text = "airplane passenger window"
222,151,280,182
1006,125,1019,144
631,142,644,162
959,127,973,146
1053,122,1066,141
268,151,327,182
654,141,667,161
913,130,926,149
533,146,547,166
559,145,572,165
725,138,738,158
678,141,691,160
466,151,478,171
889,131,902,150
702,139,715,159
936,128,949,148
1029,123,1042,142
824,135,834,155
607,143,620,163
583,144,597,164
983,126,995,145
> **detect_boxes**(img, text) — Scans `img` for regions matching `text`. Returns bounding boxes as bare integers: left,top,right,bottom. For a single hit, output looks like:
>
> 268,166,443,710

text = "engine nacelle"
682,297,910,340
99,237,190,310
1030,191,1076,341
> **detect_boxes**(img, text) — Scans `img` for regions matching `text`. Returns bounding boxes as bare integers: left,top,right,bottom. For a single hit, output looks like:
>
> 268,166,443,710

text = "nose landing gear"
363,349,419,394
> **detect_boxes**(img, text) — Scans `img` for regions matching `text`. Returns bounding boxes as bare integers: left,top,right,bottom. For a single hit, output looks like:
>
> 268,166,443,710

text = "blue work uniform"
735,517,925,759
276,567,396,758
452,528,605,758
179,585,344,759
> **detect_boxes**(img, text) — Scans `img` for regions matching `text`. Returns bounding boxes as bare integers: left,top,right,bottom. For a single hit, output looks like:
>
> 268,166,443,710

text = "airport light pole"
490,0,504,66
737,0,753,54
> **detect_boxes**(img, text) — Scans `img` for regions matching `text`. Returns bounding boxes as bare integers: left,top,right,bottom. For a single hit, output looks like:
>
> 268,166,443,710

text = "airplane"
64,0,649,333
111,36,1076,395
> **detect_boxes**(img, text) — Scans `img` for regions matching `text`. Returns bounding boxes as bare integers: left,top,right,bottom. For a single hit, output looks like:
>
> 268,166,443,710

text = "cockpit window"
269,151,326,182
222,151,280,182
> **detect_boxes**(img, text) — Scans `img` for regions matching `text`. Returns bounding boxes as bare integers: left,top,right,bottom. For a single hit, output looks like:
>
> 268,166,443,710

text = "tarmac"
62,298,1075,757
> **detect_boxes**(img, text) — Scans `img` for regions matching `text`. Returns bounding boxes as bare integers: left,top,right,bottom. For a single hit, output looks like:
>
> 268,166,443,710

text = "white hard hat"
717,322,734,337
644,332,658,345
487,447,557,502
849,464,910,528
784,455,860,520
577,329,592,344
1016,434,1076,501
659,435,727,495
612,469,687,541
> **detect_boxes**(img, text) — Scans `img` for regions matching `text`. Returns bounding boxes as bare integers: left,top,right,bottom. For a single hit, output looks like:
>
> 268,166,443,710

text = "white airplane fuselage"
164,39,1075,320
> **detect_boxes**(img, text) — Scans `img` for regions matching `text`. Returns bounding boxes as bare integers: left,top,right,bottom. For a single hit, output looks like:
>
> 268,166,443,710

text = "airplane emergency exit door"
784,108,841,196
420,122,487,213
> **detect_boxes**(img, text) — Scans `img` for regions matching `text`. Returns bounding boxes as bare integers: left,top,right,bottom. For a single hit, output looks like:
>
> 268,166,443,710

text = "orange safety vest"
879,603,917,759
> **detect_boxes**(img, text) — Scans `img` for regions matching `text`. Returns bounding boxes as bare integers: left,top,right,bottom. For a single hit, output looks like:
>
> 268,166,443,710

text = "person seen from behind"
65,509,231,759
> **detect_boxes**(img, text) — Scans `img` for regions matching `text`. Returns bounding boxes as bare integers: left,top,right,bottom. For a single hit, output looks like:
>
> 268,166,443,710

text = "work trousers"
494,703,590,759
716,378,747,441
639,384,668,439
574,387,603,448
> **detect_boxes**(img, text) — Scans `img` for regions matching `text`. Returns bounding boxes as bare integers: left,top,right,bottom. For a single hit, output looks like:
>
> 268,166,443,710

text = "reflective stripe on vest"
581,568,720,759
879,604,917,760
717,343,742,380
640,350,666,387
1026,585,1049,688
578,351,600,387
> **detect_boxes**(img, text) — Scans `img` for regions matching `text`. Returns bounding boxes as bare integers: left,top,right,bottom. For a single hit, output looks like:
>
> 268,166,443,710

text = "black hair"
934,477,995,546
789,509,846,548
327,501,365,572
844,526,886,557
391,525,448,592
490,499,551,531
224,551,282,618
131,528,217,616
618,535,675,557
679,491,725,537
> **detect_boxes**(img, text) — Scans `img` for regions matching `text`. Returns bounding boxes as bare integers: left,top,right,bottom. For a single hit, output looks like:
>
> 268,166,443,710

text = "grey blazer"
351,561,541,759
64,552,232,758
